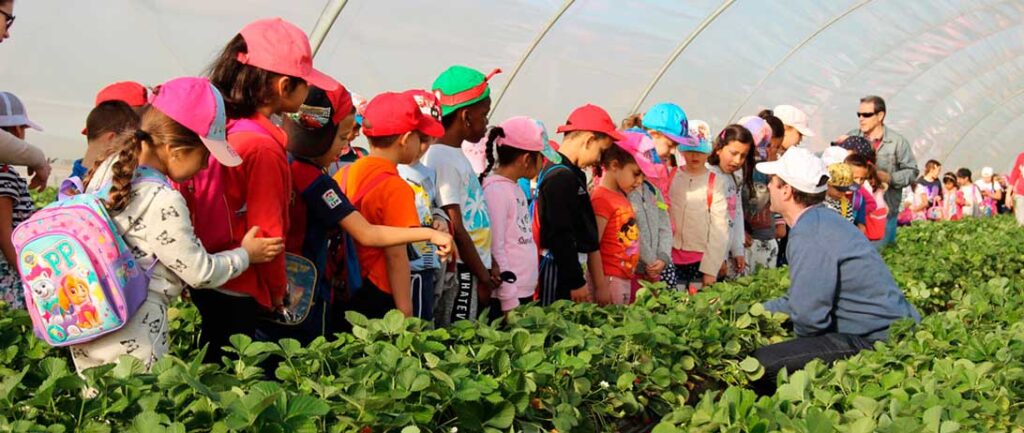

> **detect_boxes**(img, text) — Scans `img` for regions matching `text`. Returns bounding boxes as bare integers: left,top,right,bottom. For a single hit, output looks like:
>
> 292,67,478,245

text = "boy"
536,104,622,306
73,81,148,179
0,91,38,308
398,90,450,321
423,66,501,326
334,90,445,319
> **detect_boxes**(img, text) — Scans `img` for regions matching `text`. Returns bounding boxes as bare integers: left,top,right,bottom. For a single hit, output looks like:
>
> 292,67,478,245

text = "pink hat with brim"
496,116,562,164
151,77,242,167
237,18,340,92
615,130,661,180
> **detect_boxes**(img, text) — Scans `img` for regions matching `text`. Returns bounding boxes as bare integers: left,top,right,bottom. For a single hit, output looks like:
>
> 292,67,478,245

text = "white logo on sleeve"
322,190,343,209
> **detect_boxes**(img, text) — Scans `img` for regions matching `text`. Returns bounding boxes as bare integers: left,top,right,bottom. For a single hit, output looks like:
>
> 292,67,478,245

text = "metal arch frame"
309,0,350,57
941,87,1024,163
628,0,737,116
490,0,576,117
804,0,1014,121
725,0,874,122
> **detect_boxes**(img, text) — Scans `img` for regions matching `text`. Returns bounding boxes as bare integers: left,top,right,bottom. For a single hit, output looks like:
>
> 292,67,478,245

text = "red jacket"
178,114,290,310
1008,152,1024,196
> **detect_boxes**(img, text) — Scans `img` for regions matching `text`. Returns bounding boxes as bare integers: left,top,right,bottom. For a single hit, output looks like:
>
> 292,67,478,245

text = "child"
956,168,983,218
824,162,862,226
707,125,756,279
71,77,284,372
668,128,729,293
397,91,451,322
591,135,647,304
74,82,148,179
180,17,341,363
263,85,452,342
423,66,501,325
0,92,38,308
536,104,622,306
642,102,691,194
975,167,1002,217
943,172,964,221
622,131,674,295
334,90,445,320
740,116,782,274
479,116,558,317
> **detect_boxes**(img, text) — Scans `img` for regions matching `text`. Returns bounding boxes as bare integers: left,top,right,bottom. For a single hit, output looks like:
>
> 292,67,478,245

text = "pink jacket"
482,174,538,311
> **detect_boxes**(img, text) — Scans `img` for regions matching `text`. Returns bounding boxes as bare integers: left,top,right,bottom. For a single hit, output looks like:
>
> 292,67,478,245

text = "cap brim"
636,158,660,180
796,125,815,137
26,120,44,132
201,137,243,167
81,127,88,135
755,160,784,176
661,131,688,144
540,140,563,164
417,118,445,138
302,68,341,92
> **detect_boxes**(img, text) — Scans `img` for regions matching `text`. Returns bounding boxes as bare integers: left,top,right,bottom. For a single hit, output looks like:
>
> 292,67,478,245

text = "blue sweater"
764,206,920,341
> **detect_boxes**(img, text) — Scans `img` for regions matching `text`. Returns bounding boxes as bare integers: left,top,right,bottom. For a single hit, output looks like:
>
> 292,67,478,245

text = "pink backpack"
13,175,163,346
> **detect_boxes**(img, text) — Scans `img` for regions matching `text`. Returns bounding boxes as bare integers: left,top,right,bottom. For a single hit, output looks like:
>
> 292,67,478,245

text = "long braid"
478,127,505,184
104,130,146,212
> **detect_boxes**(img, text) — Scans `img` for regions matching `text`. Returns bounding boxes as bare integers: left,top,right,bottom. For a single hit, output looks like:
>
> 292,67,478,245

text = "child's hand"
430,231,454,260
646,260,666,278
432,219,450,234
242,226,285,264
701,273,717,287
571,285,592,303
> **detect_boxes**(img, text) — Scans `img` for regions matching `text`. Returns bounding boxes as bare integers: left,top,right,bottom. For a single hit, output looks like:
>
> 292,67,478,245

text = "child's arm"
339,213,452,259
144,191,283,289
701,181,731,286
444,205,495,302
590,216,611,305
0,198,16,271
384,245,413,316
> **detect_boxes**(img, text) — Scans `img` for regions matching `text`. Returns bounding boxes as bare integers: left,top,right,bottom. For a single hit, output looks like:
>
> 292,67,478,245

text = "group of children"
904,161,1008,223
0,17,1010,374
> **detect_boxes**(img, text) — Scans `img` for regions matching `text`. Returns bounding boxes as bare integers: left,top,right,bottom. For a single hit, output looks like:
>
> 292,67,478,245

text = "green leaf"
739,357,761,372
617,372,636,390
804,408,834,433
285,394,330,420
400,427,421,433
652,421,680,433
484,401,515,429
383,309,407,334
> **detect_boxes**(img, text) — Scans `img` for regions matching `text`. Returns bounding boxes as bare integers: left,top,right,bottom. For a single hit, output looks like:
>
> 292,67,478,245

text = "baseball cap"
556,104,625,141
0,91,42,131
432,66,501,117
643,102,690,144
236,18,340,92
496,116,562,164
150,77,241,167
981,167,994,177
680,119,712,154
351,92,368,126
739,115,771,160
83,81,149,134
755,147,829,194
773,104,815,137
614,130,660,180
285,83,353,130
821,146,851,167
362,90,445,138
837,136,875,162
827,163,854,190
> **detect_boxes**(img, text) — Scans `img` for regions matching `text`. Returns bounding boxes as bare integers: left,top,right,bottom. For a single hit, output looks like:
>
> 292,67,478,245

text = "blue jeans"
872,215,898,251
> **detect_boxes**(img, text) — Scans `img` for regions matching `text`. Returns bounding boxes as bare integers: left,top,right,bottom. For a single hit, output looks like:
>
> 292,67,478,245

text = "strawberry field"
0,217,1022,433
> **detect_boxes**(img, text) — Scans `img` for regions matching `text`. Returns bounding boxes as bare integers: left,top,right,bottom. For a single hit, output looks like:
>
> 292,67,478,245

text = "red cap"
237,18,340,92
556,104,625,141
95,81,148,107
362,90,445,138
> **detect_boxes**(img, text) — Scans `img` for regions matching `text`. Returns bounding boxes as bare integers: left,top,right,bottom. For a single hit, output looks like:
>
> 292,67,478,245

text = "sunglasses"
0,9,13,28
856,111,877,119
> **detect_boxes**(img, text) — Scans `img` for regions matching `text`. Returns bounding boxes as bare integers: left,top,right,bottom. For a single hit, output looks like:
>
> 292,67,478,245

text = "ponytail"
479,127,505,184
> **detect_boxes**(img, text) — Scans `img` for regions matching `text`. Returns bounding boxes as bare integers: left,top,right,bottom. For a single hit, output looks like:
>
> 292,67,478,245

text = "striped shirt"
0,165,35,231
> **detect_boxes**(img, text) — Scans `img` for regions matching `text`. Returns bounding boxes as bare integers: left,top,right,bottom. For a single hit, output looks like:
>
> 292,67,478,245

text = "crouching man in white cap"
751,147,921,395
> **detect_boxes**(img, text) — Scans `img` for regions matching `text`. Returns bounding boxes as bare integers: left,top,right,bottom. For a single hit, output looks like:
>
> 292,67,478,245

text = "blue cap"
643,102,689,144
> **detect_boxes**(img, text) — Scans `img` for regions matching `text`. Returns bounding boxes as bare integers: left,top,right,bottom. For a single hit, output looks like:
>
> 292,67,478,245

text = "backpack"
13,175,164,346
333,165,395,296
865,205,887,240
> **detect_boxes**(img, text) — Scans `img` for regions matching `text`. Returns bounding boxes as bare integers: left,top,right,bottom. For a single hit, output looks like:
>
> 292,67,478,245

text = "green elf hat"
432,66,502,116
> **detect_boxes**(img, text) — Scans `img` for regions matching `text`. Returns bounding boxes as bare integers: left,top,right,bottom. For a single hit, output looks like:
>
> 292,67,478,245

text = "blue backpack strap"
530,163,569,215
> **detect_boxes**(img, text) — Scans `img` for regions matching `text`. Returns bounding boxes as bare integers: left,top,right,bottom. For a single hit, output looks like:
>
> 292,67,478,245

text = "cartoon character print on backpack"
24,265,60,323
59,273,102,333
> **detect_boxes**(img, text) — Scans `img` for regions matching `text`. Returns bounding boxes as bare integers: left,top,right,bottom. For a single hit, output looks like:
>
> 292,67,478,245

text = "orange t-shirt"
333,156,419,294
591,186,639,279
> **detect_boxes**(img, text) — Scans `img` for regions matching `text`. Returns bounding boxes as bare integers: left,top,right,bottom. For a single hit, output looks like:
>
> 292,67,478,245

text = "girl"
0,92,38,309
956,168,983,218
72,77,284,372
621,131,674,297
942,172,964,221
591,140,644,305
479,116,553,318
184,17,340,363
706,125,755,279
739,116,781,275
669,132,728,293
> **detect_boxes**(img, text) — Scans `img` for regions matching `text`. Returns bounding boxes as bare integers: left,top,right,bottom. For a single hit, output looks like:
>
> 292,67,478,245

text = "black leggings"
191,290,261,364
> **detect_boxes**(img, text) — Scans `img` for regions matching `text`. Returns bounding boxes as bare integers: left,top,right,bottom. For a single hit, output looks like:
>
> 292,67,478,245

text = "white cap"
756,147,829,194
981,166,994,177
773,104,814,137
0,92,43,131
821,146,851,166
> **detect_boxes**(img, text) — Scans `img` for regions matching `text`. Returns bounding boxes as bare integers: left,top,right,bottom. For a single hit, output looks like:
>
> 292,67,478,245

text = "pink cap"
150,77,242,167
615,130,660,180
237,18,340,92
496,116,562,163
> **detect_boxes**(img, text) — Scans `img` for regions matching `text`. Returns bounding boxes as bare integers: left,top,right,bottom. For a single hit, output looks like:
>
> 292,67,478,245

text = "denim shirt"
846,127,919,217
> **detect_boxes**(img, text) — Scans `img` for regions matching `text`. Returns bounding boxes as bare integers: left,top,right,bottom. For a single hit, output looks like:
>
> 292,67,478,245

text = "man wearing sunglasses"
0,0,13,43
845,95,918,249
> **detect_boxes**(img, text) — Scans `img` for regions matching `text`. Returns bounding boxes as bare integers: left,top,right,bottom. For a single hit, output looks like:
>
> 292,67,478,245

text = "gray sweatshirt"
763,206,920,341
628,181,672,273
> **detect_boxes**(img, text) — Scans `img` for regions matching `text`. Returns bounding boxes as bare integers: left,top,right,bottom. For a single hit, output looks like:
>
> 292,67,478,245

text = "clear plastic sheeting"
1,0,1021,173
